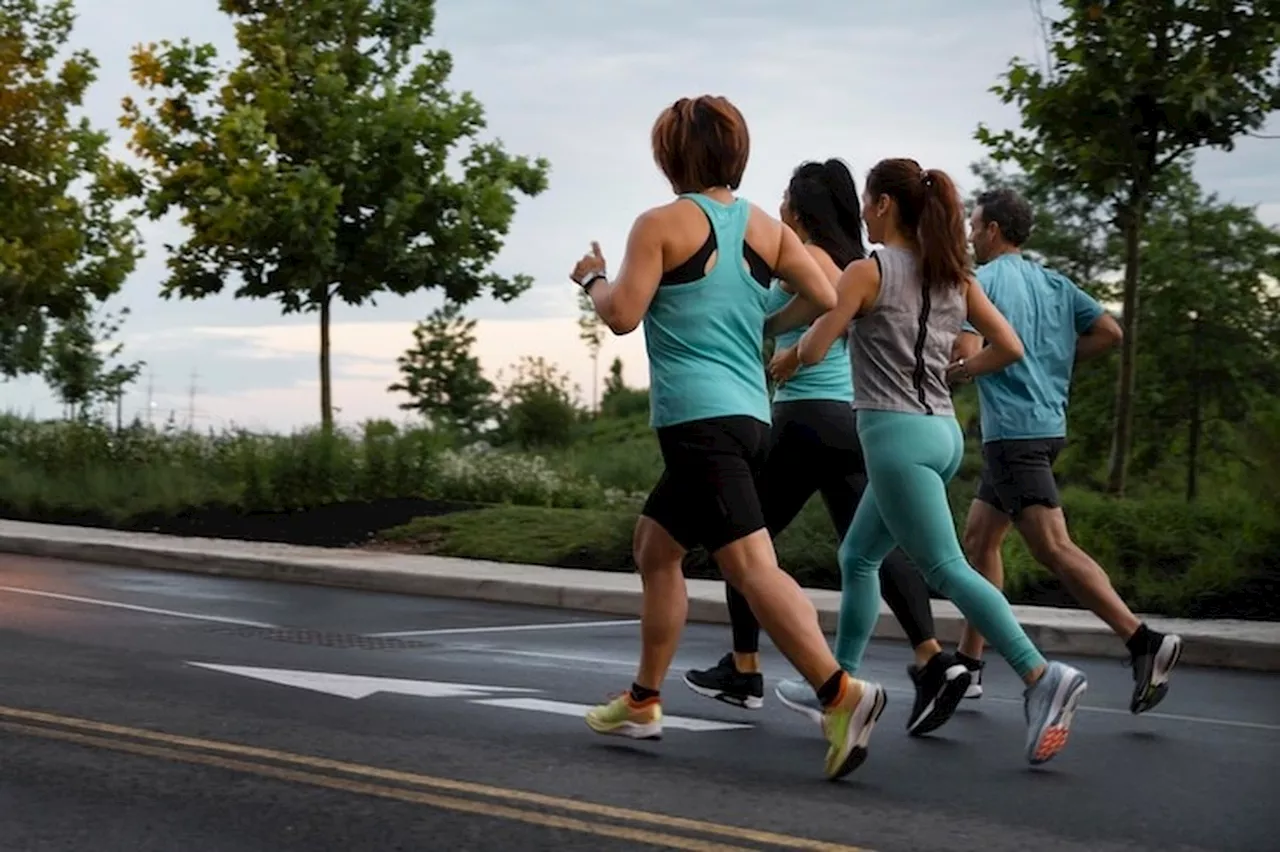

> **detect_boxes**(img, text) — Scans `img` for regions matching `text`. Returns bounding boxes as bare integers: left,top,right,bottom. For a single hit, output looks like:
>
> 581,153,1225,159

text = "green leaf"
124,0,550,426
0,0,141,377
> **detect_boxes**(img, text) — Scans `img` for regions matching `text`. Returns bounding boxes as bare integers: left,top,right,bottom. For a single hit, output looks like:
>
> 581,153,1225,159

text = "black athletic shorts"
642,415,771,553
975,437,1068,519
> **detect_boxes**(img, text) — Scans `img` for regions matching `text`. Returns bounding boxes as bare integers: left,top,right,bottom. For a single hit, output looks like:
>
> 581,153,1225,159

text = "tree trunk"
319,293,333,431
1186,316,1201,502
1106,205,1144,496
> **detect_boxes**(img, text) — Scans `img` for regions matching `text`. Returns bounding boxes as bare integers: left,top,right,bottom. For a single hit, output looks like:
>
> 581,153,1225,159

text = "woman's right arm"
763,225,838,336
774,224,837,313
948,278,1023,382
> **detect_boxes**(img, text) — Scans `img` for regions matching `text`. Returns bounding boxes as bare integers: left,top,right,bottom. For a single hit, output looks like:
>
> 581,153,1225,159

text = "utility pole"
145,370,155,426
187,368,198,431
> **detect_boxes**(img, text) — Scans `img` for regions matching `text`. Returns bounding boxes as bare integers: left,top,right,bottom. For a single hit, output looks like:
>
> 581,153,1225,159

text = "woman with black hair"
683,159,971,738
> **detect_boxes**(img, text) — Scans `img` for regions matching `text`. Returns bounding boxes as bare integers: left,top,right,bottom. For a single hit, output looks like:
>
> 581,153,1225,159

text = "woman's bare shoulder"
743,201,785,264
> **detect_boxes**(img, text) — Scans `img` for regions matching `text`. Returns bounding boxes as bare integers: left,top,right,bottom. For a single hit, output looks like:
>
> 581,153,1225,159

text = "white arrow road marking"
186,663,540,700
188,663,754,732
471,698,753,732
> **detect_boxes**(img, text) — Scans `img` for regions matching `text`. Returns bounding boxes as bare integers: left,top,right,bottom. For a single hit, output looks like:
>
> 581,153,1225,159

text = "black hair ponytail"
787,158,866,269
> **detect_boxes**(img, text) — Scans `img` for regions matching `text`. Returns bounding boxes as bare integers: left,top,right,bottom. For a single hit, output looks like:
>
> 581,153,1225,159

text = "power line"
1030,0,1054,79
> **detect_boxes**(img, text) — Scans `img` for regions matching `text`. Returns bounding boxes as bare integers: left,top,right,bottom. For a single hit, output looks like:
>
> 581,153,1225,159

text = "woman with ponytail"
684,158,971,740
785,157,1090,769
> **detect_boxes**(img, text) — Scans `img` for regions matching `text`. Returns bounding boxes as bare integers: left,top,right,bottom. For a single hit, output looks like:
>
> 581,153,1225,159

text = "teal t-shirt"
962,253,1105,442
643,193,773,429
764,282,854,404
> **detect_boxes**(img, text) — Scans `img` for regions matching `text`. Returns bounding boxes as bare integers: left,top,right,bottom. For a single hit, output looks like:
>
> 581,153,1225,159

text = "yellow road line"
0,704,870,852
0,720,746,852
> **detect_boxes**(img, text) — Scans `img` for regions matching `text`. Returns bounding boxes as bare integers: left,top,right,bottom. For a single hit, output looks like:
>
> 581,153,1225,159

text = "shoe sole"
964,683,983,699
774,684,824,726
585,717,662,740
1028,671,1087,766
826,684,888,781
1131,635,1183,715
682,675,764,710
907,666,972,736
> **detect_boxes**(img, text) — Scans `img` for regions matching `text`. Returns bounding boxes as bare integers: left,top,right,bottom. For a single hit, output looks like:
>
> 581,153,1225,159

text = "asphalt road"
0,554,1276,852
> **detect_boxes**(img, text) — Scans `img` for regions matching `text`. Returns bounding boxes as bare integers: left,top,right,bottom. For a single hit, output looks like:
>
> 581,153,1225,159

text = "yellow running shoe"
822,676,887,780
585,692,663,740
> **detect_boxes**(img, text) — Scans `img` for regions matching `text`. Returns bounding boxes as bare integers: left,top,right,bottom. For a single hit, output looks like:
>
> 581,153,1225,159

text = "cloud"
5,0,1273,431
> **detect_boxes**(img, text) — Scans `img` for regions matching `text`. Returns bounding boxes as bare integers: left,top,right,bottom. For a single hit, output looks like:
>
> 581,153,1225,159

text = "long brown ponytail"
865,158,970,290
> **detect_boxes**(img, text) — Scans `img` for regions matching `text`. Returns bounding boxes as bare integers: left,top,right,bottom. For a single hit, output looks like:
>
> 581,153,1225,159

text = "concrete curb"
1,520,1278,673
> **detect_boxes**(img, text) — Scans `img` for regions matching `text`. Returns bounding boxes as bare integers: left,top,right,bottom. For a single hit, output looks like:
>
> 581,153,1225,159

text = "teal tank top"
644,194,773,429
764,281,855,404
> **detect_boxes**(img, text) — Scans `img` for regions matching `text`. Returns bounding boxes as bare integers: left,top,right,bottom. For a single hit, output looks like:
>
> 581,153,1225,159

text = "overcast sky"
3,0,1277,432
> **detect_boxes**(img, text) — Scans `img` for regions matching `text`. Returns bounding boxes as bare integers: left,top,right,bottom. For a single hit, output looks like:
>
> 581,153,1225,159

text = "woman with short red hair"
570,95,888,780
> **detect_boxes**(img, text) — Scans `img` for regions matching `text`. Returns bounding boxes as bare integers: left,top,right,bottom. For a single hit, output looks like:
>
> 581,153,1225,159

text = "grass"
377,485,1279,620
2,410,1276,620
381,505,638,568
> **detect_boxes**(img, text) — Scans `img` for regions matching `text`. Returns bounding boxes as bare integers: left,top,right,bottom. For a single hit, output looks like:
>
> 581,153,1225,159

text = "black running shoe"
959,655,985,700
682,653,764,710
905,652,972,736
1129,630,1182,714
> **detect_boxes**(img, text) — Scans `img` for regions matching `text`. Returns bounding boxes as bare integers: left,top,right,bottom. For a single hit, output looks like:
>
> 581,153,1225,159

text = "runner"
773,157,1088,767
952,187,1182,713
683,158,971,737
570,96,887,780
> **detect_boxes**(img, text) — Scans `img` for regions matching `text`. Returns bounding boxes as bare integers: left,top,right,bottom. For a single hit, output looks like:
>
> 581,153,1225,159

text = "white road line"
0,585,278,629
470,697,752,732
449,646,635,669
972,693,1280,733
446,647,1280,734
367,619,640,639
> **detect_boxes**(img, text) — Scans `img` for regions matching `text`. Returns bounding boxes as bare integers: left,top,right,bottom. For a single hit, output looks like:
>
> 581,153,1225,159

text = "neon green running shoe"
822,678,888,780
585,692,663,740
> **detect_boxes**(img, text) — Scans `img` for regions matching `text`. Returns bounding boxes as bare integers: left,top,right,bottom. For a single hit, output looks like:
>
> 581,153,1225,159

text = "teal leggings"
834,409,1046,678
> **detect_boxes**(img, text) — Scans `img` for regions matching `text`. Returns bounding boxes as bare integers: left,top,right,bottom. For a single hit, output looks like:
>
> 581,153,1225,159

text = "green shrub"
425,446,605,508
379,486,1279,620
2,411,1274,619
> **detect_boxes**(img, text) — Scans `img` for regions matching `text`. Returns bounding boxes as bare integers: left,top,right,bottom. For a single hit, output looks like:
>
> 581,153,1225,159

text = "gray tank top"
850,245,966,417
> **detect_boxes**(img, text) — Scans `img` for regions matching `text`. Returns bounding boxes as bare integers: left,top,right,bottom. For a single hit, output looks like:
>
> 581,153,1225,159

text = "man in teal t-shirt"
951,188,1182,717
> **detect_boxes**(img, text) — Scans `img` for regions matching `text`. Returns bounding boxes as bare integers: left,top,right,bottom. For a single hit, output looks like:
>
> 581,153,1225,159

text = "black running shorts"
975,437,1068,519
641,415,771,554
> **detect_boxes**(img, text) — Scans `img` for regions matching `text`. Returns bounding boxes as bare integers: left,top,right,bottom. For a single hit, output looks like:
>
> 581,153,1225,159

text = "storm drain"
202,625,436,651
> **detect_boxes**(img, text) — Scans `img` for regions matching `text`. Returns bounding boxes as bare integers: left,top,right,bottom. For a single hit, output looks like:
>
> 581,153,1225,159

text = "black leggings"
720,400,936,653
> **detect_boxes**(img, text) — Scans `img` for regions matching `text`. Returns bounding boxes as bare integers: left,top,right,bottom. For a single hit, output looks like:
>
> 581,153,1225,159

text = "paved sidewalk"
0,519,1276,671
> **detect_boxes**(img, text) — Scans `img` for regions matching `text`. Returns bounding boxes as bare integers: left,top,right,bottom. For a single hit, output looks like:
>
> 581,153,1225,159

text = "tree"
43,307,143,423
389,301,495,437
977,0,1280,494
497,355,579,449
577,291,604,414
0,0,141,377
120,0,550,430
1124,171,1280,500
603,357,625,398
599,355,648,419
